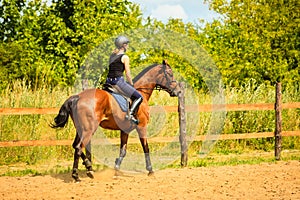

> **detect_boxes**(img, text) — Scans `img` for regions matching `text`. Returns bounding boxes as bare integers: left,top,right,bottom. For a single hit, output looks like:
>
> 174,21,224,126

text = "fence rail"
1,102,300,116
0,103,299,148
1,131,300,148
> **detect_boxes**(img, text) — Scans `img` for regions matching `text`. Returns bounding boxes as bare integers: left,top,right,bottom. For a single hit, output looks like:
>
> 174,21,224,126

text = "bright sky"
130,0,220,24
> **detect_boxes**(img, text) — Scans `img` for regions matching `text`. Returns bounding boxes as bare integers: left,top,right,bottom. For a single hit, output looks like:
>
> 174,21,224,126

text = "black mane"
133,63,160,83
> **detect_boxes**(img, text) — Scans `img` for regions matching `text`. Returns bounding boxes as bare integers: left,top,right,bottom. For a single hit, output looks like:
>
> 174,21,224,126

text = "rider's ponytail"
112,48,120,54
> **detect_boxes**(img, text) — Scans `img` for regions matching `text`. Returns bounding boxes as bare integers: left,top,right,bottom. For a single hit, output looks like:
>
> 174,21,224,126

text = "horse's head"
156,60,181,97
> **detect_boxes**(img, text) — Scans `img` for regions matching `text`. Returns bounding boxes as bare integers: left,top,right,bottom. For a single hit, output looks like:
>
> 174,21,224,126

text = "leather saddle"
102,83,131,112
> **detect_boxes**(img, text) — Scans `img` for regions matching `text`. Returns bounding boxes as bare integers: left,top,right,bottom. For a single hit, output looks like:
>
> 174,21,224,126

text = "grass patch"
2,169,43,177
165,149,300,169
0,161,108,177
188,155,276,167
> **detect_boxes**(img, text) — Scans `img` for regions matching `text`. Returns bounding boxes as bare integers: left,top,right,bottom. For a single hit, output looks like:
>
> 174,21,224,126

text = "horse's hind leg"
72,133,82,182
72,133,94,182
114,131,128,173
85,141,92,162
82,141,94,178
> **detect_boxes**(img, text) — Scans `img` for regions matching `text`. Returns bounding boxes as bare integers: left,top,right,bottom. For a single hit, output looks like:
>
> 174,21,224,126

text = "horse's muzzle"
169,91,178,97
168,86,181,97
169,81,182,97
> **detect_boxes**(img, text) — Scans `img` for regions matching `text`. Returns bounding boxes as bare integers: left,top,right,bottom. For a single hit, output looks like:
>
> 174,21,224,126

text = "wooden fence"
0,83,300,160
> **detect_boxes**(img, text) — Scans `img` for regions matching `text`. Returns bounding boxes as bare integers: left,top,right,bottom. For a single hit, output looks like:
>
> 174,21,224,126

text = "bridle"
156,64,178,95
136,64,178,96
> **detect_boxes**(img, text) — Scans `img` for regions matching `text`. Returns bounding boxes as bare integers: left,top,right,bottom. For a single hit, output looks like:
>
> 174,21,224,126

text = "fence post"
178,82,188,167
275,82,282,160
82,79,89,91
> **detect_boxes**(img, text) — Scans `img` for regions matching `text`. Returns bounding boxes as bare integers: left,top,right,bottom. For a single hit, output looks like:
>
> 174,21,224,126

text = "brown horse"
50,60,181,182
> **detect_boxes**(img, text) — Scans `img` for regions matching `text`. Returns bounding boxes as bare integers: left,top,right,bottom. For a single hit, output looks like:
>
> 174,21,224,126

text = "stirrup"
126,114,139,125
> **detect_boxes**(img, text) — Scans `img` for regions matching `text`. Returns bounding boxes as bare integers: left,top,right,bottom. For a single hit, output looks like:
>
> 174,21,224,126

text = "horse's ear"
162,59,168,65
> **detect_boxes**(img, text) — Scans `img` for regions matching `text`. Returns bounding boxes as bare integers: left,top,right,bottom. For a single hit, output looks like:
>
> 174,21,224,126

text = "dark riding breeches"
106,76,142,100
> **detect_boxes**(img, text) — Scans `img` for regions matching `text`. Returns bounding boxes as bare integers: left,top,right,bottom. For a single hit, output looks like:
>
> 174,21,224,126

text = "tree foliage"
0,0,142,89
203,0,299,87
0,0,299,91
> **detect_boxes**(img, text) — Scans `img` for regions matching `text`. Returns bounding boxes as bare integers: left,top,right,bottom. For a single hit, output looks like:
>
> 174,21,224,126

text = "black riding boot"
127,97,143,124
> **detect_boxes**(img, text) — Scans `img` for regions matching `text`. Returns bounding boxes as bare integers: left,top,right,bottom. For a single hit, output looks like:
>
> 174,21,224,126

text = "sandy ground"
0,160,299,200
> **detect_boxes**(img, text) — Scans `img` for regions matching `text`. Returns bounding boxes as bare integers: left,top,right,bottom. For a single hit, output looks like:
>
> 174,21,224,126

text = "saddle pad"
111,93,128,112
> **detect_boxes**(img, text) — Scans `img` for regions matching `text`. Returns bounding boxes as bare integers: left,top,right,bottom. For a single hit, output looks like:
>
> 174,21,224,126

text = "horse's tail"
50,95,80,129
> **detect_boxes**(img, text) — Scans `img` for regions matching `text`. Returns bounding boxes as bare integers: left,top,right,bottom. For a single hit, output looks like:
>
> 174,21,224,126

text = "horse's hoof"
72,169,81,182
75,179,81,183
114,165,120,171
148,171,154,176
114,170,123,177
86,170,94,179
72,176,81,183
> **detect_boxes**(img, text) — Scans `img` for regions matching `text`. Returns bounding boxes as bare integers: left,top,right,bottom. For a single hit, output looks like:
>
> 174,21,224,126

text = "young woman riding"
105,35,143,124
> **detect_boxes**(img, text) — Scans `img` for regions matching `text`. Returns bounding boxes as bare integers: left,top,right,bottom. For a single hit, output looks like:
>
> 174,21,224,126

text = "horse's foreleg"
137,126,153,175
115,131,128,171
140,137,153,175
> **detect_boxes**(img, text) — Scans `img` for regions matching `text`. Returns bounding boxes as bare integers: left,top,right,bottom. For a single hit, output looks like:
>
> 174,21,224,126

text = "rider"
106,35,143,124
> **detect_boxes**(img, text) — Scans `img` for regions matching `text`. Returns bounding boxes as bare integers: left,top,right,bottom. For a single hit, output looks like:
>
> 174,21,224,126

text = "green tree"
203,0,299,87
127,18,211,91
0,0,26,42
0,0,142,90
